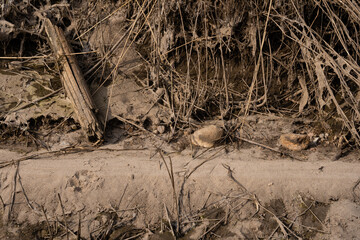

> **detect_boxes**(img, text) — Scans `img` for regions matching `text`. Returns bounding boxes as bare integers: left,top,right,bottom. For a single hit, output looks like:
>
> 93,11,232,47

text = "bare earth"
1,137,360,239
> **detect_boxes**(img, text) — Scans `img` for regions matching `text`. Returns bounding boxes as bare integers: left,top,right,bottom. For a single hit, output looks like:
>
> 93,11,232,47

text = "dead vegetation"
1,0,360,239
1,0,360,148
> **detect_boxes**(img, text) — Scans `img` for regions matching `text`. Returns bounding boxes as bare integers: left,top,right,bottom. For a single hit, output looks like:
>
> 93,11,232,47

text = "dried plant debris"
1,0,360,147
0,70,71,128
279,133,310,151
2,1,360,239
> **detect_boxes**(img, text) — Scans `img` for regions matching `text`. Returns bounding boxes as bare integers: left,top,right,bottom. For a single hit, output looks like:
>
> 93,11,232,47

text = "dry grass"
1,0,360,146
72,0,360,146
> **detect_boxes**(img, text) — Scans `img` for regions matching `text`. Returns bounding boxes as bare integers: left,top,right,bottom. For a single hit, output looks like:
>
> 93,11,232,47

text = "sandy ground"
3,63,359,238
1,139,360,239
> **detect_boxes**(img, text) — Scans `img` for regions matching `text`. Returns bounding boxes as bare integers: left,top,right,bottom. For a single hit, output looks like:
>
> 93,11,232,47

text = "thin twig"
120,189,143,219
77,211,81,240
0,55,49,59
6,88,62,114
57,220,78,237
123,231,145,240
41,205,53,240
0,195,5,211
8,161,19,221
201,193,212,210
284,216,329,234
117,183,129,210
164,203,176,240
353,178,360,202
18,172,36,211
103,219,115,239
222,164,248,194
236,136,305,161
299,195,326,229
268,225,280,240
288,198,315,230
0,146,147,169
186,146,226,179
199,216,225,239
114,115,166,141
57,193,69,240
159,152,179,233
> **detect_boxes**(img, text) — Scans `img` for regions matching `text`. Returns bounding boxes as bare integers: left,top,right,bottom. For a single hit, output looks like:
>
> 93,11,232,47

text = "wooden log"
44,18,103,142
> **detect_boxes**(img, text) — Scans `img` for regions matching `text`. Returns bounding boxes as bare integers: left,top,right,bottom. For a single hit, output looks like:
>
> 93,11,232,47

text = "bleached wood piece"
44,18,103,141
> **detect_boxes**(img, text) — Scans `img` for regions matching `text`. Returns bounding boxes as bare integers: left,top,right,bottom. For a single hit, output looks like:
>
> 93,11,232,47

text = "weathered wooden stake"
44,18,103,142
